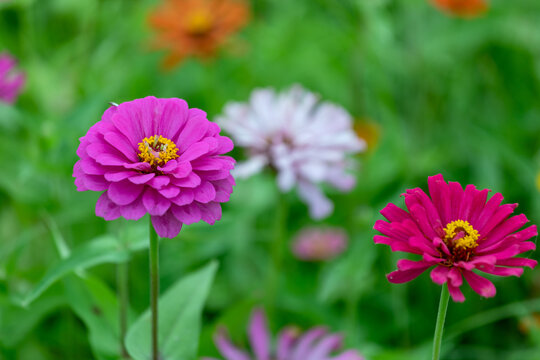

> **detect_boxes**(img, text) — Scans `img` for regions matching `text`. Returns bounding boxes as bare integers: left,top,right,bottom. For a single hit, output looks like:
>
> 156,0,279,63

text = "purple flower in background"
0,52,25,104
292,226,348,261
216,85,365,219
204,308,364,360
73,96,235,238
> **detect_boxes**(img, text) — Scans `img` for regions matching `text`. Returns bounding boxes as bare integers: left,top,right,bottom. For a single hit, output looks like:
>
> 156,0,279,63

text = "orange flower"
354,119,380,153
431,0,488,17
149,0,249,68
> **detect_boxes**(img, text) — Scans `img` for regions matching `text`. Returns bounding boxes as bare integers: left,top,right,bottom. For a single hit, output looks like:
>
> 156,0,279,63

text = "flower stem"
432,285,450,360
149,220,160,360
117,262,130,359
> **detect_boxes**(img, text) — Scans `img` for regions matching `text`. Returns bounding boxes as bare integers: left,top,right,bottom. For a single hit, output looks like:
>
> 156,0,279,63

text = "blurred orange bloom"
149,0,250,68
431,0,488,17
354,119,380,153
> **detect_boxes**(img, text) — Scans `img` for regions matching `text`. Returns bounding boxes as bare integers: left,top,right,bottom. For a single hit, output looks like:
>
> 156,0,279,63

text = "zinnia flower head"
73,96,235,238
216,85,366,219
204,308,364,360
292,226,347,261
431,0,488,17
149,0,250,68
374,174,537,302
0,52,25,104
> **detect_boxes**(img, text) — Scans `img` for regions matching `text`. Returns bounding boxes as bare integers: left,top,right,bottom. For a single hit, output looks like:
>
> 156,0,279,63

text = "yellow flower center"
137,135,179,167
443,219,479,254
186,10,213,35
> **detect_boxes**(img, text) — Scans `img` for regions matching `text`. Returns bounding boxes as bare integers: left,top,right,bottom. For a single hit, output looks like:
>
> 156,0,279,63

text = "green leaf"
125,261,218,360
20,235,131,307
63,274,133,360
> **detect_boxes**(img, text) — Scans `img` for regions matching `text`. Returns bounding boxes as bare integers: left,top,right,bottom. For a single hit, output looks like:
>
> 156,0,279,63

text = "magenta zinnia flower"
374,174,537,302
73,96,235,238
292,226,348,261
0,52,25,104
216,85,366,219
204,308,364,360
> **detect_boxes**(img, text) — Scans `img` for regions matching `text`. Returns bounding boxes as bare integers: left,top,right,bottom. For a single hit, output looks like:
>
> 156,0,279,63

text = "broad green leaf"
126,261,218,360
20,235,131,307
64,273,134,360
0,294,65,347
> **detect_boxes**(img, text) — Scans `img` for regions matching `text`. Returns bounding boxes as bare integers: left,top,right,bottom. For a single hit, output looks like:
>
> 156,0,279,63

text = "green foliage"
125,261,218,360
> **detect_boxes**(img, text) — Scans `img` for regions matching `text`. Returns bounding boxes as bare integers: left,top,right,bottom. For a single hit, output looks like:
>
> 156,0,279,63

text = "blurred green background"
1,0,540,359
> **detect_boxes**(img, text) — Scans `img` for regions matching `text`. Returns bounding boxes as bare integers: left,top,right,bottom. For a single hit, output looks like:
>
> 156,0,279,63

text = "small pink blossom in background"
0,52,25,104
216,85,366,220
292,226,348,261
374,174,537,302
204,308,364,360
73,96,235,238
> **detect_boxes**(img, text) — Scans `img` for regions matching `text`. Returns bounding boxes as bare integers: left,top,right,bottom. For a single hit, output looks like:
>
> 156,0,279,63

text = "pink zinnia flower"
0,52,25,104
292,226,348,261
216,85,366,219
374,174,537,302
73,97,235,238
204,308,364,360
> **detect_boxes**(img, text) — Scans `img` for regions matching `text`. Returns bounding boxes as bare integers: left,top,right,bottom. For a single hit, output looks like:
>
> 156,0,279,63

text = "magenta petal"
83,175,109,191
105,171,138,182
103,131,137,162
158,185,180,199
276,327,297,360
171,204,202,225
496,257,537,268
194,182,217,203
447,283,465,302
148,176,170,189
143,188,171,216
176,115,209,153
430,266,450,285
79,158,107,175
171,161,192,178
157,159,178,173
198,202,222,225
171,189,195,206
463,270,496,298
151,212,182,238
108,180,144,205
387,260,433,284
173,172,201,188
479,266,524,277
128,173,155,184
214,329,251,360
120,196,147,220
248,309,271,360
95,192,122,221
179,142,210,162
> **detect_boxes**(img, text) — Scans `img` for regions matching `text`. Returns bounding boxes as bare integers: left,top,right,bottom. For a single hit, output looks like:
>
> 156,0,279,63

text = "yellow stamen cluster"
186,10,213,35
137,135,179,167
443,220,480,251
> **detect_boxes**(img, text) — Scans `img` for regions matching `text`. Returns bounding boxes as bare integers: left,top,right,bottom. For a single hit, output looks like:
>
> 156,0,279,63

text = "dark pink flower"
374,174,537,302
73,96,235,238
204,308,364,360
0,52,25,104
292,226,347,261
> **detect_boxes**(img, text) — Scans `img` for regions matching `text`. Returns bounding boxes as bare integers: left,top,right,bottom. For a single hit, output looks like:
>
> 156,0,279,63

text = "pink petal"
387,259,433,283
95,192,122,220
171,189,195,206
143,188,171,216
430,266,450,285
447,283,465,302
105,171,138,182
179,141,210,162
290,327,327,360
249,309,271,360
194,181,217,203
151,212,182,238
128,173,155,184
276,327,297,360
463,270,496,298
108,180,144,205
120,196,147,220
496,257,537,268
213,329,251,360
171,204,202,225
198,202,222,225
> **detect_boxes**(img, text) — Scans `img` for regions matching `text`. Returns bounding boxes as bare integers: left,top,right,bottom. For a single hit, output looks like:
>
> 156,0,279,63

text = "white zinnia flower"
216,85,366,219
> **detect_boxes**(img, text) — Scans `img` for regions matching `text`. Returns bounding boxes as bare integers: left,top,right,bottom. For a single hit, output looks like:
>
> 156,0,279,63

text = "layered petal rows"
204,308,364,360
73,96,235,238
217,85,366,219
374,174,537,302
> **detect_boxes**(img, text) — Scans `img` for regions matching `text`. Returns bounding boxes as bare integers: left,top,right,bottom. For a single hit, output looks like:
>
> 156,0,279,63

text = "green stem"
267,192,288,308
117,262,130,359
432,285,450,360
149,220,160,360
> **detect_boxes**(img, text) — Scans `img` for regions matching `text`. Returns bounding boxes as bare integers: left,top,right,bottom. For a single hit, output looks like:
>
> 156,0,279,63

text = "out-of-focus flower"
217,85,366,219
354,119,380,153
73,96,235,238
374,174,537,302
148,0,249,68
518,313,540,335
0,52,25,104
204,308,364,360
292,226,347,261
431,0,488,17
